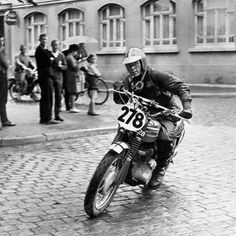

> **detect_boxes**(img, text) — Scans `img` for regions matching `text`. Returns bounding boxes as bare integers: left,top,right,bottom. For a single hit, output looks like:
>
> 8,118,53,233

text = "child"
85,54,101,116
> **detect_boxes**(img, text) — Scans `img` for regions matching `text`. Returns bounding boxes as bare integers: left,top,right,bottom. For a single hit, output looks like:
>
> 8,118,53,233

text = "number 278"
118,106,144,129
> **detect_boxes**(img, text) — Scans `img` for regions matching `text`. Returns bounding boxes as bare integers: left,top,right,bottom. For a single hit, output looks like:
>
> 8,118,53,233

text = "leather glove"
113,81,124,91
179,109,192,119
179,101,192,119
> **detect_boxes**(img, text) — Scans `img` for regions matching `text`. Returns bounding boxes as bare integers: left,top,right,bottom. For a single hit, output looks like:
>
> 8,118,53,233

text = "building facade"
1,0,236,84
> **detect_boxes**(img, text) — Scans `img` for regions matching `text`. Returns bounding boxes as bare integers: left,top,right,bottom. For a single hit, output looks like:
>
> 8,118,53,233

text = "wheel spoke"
94,159,120,209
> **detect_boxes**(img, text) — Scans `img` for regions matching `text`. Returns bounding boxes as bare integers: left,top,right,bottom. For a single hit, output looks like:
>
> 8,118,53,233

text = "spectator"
0,34,16,128
15,44,36,100
35,33,59,125
76,43,88,91
65,44,80,113
84,54,101,116
62,48,71,111
50,39,67,121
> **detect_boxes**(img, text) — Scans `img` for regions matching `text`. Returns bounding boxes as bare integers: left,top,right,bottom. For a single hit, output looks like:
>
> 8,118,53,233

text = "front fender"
110,141,130,154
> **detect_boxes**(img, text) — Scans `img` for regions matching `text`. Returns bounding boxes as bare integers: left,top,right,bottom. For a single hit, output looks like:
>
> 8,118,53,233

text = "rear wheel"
84,150,126,217
9,83,19,100
95,78,109,105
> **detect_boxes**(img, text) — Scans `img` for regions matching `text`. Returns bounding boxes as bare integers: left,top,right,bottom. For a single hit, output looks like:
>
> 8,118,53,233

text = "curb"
107,85,236,98
105,81,236,90
191,92,236,98
189,83,236,89
0,126,117,147
108,88,236,98
1,134,47,147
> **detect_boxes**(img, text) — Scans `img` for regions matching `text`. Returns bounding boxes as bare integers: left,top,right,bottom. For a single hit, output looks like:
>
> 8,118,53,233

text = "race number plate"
117,104,146,131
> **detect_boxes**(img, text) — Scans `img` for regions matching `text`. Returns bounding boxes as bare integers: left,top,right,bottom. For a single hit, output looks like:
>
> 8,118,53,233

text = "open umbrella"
62,36,98,46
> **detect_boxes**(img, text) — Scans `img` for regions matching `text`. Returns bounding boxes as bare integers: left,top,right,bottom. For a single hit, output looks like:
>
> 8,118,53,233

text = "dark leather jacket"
114,67,192,112
35,45,53,80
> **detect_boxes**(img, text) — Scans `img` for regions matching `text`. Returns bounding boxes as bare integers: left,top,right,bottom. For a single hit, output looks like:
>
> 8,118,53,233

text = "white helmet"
122,47,147,70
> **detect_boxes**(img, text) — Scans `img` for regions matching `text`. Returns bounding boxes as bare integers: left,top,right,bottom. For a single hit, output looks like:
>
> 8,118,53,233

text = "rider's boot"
148,140,174,190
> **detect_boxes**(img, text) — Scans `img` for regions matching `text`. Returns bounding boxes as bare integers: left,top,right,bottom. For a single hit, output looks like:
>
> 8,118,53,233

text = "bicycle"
8,70,41,102
75,77,109,105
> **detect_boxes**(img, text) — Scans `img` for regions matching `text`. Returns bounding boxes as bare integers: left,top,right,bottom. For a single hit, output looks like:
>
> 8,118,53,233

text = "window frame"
59,8,85,49
25,12,47,54
98,4,126,54
191,0,236,52
142,0,178,53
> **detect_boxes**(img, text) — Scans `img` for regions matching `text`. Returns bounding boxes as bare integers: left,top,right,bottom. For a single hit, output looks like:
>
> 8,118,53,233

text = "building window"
142,0,176,50
99,4,126,50
25,13,47,51
194,0,234,46
59,8,85,46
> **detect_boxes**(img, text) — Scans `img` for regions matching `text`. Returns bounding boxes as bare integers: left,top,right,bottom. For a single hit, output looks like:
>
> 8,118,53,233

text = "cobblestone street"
1,97,236,236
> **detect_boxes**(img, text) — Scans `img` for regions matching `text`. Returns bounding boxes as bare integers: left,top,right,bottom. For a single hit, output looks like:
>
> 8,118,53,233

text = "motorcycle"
8,69,41,102
84,89,190,217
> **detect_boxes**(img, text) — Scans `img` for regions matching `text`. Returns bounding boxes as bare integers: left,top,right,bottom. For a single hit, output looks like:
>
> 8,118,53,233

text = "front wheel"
9,82,19,100
84,150,125,217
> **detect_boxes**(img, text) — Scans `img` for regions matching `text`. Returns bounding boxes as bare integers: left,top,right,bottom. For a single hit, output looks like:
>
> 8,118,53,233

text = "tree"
17,0,37,6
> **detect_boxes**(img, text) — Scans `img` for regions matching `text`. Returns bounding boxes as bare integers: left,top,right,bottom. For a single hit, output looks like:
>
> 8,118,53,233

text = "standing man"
0,34,16,128
35,33,59,125
50,39,67,121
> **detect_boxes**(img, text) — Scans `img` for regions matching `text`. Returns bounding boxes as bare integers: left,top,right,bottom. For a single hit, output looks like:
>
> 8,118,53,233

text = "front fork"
109,128,143,185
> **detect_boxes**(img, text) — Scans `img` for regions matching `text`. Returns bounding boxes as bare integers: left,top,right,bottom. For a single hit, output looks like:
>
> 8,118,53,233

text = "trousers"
0,71,9,124
52,78,63,117
38,76,53,122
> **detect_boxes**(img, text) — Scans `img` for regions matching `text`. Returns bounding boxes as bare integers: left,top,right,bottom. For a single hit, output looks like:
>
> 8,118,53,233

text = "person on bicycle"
113,47,192,189
15,45,36,99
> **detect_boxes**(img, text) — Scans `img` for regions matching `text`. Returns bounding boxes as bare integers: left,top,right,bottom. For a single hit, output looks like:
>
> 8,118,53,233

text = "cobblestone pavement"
0,98,236,236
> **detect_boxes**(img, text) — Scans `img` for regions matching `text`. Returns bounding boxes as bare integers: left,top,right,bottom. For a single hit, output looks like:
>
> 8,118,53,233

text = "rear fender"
109,141,130,154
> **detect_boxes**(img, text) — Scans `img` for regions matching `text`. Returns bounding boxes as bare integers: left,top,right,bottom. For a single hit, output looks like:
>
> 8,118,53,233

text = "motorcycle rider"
113,47,192,189
15,45,36,99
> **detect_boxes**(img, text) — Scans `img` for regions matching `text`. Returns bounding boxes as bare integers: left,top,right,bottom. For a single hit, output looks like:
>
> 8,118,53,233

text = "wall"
4,0,236,84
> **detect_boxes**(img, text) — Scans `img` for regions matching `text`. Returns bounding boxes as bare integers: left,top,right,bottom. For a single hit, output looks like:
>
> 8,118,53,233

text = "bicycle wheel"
9,83,19,100
96,78,109,105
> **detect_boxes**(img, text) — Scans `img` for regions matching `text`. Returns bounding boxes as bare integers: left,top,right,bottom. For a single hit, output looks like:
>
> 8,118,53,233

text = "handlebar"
115,89,191,124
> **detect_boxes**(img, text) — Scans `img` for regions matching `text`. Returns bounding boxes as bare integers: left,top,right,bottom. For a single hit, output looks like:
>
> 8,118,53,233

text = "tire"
9,82,19,100
84,150,126,217
31,83,41,102
95,78,109,105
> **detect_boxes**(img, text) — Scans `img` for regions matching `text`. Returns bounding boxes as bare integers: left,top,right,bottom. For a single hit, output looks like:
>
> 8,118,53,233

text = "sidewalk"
0,94,119,147
1,83,236,147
